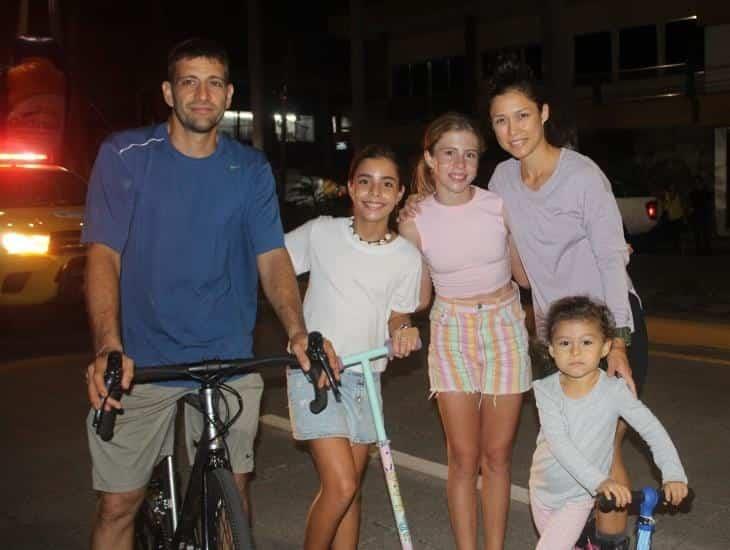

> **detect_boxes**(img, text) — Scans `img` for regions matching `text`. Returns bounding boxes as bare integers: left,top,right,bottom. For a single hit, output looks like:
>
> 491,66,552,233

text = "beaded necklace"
348,216,392,246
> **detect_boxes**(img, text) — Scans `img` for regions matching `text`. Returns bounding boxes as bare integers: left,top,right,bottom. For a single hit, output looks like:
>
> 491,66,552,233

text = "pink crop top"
413,186,511,298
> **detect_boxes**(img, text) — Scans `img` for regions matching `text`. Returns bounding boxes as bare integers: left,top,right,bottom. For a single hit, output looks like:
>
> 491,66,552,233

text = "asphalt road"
1,304,729,549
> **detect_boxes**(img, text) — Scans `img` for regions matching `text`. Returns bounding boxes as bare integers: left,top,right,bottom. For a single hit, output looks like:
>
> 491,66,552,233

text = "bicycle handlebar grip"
305,359,329,414
95,351,124,441
305,333,328,414
598,486,695,513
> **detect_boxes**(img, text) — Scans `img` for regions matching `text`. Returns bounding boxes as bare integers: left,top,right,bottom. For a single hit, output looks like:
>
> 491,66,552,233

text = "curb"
645,316,730,351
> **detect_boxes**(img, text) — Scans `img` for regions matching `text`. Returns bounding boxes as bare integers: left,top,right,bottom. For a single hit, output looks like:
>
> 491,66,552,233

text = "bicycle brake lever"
309,332,341,402
305,332,341,414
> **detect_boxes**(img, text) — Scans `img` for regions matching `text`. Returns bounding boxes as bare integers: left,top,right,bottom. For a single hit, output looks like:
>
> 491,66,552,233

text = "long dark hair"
412,112,485,195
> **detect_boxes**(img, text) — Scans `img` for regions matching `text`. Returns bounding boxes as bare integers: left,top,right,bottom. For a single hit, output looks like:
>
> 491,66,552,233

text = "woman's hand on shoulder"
398,192,426,223
398,215,422,249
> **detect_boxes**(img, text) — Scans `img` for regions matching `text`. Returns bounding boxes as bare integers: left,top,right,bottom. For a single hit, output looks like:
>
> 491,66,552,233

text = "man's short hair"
167,38,230,83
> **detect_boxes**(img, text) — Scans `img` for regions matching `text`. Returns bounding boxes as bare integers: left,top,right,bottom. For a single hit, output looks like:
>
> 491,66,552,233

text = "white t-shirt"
285,216,423,372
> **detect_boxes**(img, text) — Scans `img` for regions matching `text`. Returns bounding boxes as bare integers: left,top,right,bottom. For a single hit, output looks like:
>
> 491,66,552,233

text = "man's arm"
257,247,307,343
85,243,133,409
257,247,339,380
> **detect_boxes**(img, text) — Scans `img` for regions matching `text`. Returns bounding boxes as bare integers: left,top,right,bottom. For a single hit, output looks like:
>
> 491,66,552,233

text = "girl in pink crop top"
412,186,511,298
399,112,531,550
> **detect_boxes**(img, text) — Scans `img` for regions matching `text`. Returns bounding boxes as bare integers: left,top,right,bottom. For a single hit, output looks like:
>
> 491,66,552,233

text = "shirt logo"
229,164,240,171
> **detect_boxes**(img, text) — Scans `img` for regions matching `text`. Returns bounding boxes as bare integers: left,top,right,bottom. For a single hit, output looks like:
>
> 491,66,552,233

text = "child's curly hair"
531,296,617,377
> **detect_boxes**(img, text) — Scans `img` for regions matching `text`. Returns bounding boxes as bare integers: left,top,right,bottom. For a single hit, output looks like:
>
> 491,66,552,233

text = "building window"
666,18,704,69
431,58,450,95
411,61,429,97
219,111,254,142
392,64,410,97
619,25,658,78
449,56,465,90
390,56,466,98
574,32,612,85
274,113,315,143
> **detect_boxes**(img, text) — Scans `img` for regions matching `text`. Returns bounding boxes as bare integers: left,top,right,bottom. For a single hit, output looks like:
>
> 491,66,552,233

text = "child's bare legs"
304,437,370,550
438,392,482,550
480,393,523,550
595,420,630,536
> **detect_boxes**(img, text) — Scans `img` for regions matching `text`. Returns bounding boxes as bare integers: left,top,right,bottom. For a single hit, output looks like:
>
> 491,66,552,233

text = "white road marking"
260,414,531,505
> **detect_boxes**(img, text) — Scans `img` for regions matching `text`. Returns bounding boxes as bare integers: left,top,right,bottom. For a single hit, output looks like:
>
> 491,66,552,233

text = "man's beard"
173,103,224,134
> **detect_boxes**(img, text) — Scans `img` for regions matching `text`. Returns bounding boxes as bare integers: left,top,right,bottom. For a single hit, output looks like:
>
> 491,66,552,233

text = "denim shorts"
286,368,381,444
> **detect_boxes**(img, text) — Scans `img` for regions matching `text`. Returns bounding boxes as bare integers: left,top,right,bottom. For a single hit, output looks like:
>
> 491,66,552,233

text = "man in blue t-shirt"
82,38,329,550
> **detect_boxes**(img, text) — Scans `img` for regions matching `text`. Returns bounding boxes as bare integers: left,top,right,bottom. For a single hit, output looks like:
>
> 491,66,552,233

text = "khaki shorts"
87,373,263,493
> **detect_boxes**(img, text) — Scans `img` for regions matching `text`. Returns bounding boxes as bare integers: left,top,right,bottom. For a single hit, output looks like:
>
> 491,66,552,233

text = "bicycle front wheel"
203,468,253,550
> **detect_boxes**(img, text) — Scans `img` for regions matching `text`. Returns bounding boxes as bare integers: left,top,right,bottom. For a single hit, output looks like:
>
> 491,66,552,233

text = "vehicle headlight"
1,231,50,255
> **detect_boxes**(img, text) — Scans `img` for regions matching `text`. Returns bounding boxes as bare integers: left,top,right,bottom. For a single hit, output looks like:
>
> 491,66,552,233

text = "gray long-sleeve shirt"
489,149,634,339
529,371,688,508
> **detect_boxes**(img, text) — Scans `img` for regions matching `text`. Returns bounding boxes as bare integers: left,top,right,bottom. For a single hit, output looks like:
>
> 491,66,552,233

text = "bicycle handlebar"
597,486,695,514
93,331,339,441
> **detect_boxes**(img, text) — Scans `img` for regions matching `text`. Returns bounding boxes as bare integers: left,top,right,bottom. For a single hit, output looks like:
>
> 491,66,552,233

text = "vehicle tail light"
646,200,658,220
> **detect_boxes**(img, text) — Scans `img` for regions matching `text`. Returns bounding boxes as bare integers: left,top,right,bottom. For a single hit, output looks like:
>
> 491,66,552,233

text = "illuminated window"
274,114,315,143
219,111,254,142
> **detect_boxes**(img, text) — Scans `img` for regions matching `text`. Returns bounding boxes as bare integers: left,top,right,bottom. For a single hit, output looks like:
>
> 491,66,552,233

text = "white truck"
611,178,663,248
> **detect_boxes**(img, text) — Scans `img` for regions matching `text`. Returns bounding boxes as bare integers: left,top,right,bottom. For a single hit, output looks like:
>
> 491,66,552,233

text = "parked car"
610,177,662,247
0,153,87,305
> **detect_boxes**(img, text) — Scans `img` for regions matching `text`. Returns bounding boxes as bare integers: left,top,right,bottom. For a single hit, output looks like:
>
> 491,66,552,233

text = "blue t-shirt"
82,123,284,367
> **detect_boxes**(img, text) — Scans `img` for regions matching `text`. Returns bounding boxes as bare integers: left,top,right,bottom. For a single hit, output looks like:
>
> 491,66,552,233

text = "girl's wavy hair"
532,296,617,377
484,55,574,148
411,112,486,196
347,144,403,232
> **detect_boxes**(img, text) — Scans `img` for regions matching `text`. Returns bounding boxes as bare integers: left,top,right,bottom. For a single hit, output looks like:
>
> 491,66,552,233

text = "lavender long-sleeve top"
489,148,635,339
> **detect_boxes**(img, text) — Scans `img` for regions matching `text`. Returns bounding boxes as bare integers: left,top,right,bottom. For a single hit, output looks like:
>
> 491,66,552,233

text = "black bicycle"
93,332,339,550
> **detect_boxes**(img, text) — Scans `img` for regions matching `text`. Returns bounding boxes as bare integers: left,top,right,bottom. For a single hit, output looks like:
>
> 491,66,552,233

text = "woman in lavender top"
485,57,648,547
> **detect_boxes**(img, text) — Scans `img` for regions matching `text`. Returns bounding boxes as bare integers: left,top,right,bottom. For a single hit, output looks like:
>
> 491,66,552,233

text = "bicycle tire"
201,468,253,550
134,475,173,550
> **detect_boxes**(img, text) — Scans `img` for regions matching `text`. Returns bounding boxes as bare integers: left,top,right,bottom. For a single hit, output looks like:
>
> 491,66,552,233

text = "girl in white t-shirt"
284,144,430,550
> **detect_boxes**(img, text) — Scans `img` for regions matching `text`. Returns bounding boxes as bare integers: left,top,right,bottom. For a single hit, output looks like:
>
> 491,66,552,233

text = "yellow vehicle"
0,153,87,306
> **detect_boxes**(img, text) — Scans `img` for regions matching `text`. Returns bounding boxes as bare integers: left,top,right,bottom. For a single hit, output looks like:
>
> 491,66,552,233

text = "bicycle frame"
635,487,660,550
341,345,413,550
157,381,239,549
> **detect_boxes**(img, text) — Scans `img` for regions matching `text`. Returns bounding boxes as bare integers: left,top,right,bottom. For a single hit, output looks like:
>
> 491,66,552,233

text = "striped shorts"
428,284,532,395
